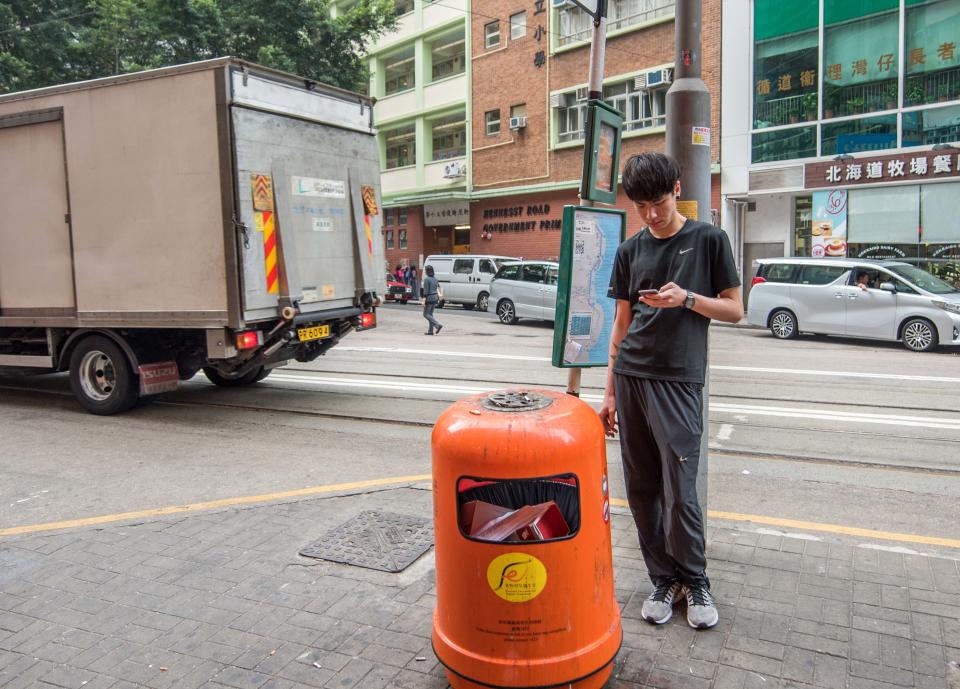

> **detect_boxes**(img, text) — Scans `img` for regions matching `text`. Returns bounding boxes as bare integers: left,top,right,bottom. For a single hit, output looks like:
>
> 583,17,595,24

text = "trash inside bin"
432,389,622,689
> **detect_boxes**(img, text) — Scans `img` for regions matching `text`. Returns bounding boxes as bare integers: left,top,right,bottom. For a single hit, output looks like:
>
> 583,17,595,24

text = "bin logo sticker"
487,553,547,603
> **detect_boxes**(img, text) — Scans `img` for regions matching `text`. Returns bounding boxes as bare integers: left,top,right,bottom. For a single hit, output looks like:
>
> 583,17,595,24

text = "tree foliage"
0,0,395,94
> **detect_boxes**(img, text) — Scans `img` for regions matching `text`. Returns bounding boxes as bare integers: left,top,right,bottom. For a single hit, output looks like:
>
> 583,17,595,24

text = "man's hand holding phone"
639,282,686,308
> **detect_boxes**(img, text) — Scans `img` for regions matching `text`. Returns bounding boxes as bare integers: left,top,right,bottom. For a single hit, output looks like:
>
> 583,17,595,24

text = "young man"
599,152,743,629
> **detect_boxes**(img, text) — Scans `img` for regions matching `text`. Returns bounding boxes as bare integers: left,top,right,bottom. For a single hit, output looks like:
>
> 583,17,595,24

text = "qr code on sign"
575,240,585,256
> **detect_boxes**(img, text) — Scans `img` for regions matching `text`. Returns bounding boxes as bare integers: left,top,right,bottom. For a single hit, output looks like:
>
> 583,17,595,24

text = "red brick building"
383,0,722,268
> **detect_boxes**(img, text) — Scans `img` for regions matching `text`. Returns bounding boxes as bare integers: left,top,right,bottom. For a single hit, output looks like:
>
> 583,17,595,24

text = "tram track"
3,355,960,472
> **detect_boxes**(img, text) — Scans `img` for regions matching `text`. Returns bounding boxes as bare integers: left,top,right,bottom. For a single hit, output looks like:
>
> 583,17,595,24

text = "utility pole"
666,0,711,508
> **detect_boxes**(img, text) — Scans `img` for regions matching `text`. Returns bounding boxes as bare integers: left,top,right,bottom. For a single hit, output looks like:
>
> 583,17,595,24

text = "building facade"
722,0,960,297
370,0,722,271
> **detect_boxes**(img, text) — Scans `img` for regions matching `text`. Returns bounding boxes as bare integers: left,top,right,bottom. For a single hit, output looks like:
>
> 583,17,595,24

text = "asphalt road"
2,303,959,554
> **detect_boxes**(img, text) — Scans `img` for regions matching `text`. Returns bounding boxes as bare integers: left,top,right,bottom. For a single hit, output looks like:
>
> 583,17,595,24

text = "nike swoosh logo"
679,248,694,255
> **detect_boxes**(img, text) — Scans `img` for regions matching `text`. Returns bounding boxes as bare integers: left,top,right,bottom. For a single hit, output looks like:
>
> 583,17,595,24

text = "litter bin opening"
456,474,580,543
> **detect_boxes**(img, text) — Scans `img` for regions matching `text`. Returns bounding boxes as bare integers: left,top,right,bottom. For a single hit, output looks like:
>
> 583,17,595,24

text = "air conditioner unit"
549,93,563,108
442,161,466,179
641,67,673,90
508,116,527,130
575,86,589,101
551,0,573,6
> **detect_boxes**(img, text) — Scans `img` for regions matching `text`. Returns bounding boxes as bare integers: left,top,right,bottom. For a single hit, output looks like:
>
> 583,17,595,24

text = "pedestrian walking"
598,152,743,629
409,265,420,301
421,265,443,335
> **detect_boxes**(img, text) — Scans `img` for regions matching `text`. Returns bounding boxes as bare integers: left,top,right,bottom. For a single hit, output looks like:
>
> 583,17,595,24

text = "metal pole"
666,0,710,509
567,0,608,397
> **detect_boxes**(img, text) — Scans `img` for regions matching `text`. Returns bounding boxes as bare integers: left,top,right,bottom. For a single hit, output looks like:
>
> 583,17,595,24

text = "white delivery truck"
0,58,386,414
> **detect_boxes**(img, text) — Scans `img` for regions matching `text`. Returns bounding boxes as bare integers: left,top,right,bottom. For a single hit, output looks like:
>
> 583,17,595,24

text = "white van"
423,254,518,311
748,257,960,352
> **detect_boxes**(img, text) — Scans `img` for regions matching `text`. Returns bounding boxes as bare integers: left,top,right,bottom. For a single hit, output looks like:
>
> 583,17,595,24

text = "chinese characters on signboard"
756,41,957,95
806,152,960,189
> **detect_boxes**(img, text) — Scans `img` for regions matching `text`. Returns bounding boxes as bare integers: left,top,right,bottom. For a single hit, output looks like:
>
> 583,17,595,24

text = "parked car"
747,257,960,352
423,254,517,311
490,260,559,325
384,273,412,304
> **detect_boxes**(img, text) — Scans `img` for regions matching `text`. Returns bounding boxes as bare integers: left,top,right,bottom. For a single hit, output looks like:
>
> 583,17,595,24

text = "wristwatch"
683,290,696,310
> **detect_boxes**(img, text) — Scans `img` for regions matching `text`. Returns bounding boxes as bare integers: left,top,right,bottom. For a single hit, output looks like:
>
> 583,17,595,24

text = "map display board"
551,206,626,368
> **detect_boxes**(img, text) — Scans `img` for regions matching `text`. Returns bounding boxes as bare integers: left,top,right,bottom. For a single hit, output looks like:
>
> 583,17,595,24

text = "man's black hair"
425,265,435,277
621,152,683,203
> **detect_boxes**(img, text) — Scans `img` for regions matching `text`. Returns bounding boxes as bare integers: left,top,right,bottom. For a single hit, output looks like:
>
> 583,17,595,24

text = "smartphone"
638,289,660,296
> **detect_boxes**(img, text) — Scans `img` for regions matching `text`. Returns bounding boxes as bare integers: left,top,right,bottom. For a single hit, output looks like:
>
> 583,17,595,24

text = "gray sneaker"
684,584,719,629
641,580,683,624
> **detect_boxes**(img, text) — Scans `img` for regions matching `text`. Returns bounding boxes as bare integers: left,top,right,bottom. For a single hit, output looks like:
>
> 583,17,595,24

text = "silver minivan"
423,254,517,311
489,260,559,324
747,258,960,352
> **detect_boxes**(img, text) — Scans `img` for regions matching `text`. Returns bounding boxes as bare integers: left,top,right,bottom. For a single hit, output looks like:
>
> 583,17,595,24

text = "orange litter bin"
432,389,622,689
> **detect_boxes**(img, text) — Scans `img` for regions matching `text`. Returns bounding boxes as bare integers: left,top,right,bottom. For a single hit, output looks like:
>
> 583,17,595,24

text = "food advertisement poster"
811,189,848,258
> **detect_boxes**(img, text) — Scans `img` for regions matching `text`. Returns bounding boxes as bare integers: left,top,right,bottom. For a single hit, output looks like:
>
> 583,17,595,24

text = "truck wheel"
202,366,265,387
477,292,490,312
68,335,139,415
497,299,519,325
901,318,938,352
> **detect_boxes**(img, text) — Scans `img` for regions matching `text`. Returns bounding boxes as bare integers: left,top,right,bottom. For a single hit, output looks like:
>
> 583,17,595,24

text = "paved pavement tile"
1,487,959,688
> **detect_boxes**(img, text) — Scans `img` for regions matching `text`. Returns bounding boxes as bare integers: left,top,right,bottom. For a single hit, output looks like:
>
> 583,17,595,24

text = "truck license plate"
297,325,330,342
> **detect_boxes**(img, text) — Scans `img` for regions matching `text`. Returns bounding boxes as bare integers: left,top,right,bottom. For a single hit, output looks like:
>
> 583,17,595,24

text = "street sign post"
562,0,613,396
580,100,624,205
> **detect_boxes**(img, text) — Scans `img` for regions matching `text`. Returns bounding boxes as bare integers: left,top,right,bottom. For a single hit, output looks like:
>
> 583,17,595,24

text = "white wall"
747,194,792,246
720,0,752,198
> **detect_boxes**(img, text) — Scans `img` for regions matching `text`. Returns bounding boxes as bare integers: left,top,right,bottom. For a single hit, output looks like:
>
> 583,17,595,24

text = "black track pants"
614,373,709,589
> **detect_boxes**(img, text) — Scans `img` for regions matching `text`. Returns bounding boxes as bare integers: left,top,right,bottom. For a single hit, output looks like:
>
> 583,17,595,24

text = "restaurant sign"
805,151,960,189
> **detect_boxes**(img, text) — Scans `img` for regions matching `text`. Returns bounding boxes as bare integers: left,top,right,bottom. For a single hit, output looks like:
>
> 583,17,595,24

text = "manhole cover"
299,511,433,573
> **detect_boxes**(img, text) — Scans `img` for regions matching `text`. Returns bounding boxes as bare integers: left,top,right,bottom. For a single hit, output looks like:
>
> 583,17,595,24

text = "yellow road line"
609,499,960,550
0,474,432,538
3,479,957,551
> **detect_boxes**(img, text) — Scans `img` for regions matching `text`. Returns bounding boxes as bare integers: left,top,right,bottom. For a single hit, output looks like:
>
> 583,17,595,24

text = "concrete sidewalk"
1,485,958,689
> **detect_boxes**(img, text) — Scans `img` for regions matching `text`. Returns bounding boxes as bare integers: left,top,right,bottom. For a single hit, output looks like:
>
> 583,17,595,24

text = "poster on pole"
552,205,626,368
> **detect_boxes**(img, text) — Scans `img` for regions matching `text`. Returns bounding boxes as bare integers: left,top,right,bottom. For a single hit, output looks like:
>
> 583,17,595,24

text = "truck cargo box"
0,58,386,413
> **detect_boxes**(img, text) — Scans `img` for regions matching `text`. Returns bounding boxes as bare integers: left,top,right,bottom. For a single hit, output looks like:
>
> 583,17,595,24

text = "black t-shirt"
607,219,740,384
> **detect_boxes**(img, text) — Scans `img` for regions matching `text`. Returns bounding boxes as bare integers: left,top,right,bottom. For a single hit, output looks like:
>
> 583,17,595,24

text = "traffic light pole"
666,0,711,509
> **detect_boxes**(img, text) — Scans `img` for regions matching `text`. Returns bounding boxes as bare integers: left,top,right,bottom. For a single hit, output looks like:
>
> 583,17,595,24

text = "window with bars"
485,109,501,135
557,0,674,46
510,11,527,39
384,124,416,168
485,20,501,48
383,47,415,95
431,28,465,80
431,113,467,160
555,80,666,143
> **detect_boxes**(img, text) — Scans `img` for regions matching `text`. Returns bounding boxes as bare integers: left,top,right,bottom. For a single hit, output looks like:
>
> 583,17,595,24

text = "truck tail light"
359,312,376,330
751,276,766,286
235,330,261,350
